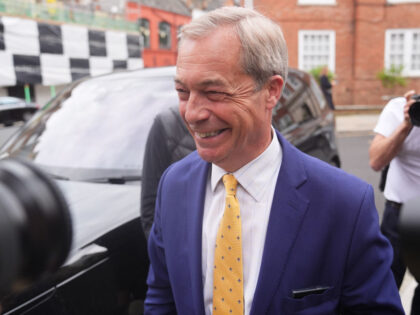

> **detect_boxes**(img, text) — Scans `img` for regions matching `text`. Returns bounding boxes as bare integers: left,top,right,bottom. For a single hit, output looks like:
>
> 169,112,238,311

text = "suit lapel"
250,132,309,315
186,156,209,315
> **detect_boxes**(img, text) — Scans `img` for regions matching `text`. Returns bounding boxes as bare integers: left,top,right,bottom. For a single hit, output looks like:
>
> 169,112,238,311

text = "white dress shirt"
202,130,282,315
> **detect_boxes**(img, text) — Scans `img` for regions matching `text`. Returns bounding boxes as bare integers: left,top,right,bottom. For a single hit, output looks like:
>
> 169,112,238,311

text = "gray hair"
179,6,288,89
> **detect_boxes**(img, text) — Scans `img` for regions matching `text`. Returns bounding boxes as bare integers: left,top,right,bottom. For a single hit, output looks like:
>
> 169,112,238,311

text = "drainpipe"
351,0,357,105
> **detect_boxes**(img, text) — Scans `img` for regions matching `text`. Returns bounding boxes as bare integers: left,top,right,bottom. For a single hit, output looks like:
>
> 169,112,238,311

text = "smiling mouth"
195,129,227,139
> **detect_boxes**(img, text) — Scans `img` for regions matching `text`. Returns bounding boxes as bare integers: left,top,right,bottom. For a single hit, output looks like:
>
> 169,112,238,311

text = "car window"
276,113,294,131
291,102,313,125
289,92,316,126
0,72,177,180
309,76,327,110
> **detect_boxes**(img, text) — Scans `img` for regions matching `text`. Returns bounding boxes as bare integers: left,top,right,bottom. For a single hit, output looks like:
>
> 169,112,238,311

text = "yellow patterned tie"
213,174,244,315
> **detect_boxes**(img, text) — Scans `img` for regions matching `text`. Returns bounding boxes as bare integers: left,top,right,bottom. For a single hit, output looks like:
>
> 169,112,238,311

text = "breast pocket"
281,287,338,314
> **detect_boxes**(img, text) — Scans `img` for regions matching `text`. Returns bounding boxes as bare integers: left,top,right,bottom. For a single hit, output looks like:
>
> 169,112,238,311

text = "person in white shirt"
144,6,403,314
370,90,420,314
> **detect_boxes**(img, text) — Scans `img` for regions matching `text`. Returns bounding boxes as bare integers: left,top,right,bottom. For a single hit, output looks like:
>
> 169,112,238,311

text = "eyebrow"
174,77,228,88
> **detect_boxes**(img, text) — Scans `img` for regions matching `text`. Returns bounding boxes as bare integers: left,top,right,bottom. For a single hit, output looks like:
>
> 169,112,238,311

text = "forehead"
175,28,243,87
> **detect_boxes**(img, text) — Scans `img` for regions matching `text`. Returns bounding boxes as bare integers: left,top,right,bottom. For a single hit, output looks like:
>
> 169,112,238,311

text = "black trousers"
381,200,420,314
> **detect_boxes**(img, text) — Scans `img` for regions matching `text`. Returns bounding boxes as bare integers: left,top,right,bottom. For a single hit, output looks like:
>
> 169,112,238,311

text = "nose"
183,92,210,126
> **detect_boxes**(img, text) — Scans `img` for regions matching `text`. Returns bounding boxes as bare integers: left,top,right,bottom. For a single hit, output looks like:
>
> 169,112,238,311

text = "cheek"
234,102,259,125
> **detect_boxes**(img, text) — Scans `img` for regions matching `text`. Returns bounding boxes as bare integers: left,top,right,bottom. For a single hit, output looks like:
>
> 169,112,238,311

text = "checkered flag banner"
0,16,143,86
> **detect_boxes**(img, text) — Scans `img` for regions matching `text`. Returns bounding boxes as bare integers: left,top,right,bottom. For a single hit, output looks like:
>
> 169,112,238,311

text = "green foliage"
376,65,407,89
309,65,334,84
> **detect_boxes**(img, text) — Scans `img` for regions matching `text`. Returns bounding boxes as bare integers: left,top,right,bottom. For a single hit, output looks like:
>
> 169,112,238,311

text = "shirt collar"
210,128,282,202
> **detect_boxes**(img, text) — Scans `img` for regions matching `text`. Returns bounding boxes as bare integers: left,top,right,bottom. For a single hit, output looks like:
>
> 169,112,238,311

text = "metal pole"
24,84,31,103
50,85,56,98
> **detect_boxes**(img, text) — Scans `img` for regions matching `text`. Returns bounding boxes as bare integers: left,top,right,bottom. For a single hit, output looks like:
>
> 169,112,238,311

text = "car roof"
0,96,24,105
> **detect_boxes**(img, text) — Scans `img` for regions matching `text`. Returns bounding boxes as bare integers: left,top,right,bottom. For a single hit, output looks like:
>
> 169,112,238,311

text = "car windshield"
0,69,178,181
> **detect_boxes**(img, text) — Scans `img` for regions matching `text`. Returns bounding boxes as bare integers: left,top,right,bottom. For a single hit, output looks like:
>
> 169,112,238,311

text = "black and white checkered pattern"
0,16,143,86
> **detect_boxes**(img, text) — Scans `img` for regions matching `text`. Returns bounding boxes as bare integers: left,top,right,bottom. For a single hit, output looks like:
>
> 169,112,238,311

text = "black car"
273,68,340,167
0,66,340,314
0,97,38,126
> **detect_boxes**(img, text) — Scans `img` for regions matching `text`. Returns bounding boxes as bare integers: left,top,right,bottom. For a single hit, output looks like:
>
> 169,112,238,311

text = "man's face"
175,28,279,172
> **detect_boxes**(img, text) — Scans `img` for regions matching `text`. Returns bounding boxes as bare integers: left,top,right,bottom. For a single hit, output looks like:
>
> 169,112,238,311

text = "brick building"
126,0,191,67
125,0,241,67
255,0,420,105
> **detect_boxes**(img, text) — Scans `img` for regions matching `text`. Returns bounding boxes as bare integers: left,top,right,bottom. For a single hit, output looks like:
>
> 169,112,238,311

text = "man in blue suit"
145,6,404,314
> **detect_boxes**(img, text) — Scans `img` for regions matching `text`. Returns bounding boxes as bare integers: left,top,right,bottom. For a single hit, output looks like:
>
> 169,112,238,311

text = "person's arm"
340,185,404,314
369,91,415,172
141,115,172,239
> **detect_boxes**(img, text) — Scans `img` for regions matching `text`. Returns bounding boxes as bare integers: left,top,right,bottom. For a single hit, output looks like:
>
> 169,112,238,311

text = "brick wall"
256,0,420,106
126,2,191,67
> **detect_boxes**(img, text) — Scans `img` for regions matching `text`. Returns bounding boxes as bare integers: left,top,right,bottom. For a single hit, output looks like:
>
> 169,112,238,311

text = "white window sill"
297,1,336,5
387,0,420,3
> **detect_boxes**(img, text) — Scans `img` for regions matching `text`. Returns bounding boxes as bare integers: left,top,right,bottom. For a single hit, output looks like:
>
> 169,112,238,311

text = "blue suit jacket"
145,131,404,314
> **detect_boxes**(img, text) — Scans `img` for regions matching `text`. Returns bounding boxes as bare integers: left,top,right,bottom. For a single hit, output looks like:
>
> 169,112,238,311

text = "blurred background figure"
320,66,335,110
369,90,420,315
140,107,195,239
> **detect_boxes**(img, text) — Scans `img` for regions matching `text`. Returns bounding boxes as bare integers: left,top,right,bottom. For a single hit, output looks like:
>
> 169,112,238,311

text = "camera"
409,94,420,127
0,158,72,297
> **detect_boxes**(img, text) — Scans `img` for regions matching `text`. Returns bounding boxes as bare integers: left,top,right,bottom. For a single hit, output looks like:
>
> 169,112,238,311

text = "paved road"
336,133,385,218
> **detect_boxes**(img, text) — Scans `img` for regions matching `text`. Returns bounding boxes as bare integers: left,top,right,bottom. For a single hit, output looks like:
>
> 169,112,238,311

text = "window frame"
297,0,336,5
158,21,172,50
138,18,150,49
385,28,420,77
387,0,420,4
298,30,336,73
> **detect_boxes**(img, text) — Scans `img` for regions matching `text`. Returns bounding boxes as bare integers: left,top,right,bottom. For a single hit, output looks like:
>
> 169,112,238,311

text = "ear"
265,75,284,110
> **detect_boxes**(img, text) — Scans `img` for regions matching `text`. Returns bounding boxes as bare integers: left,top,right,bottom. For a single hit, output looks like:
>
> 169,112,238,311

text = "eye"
176,88,190,101
206,91,227,102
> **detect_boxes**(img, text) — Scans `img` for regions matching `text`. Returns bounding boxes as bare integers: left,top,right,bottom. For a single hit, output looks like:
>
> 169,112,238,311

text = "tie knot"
222,173,237,196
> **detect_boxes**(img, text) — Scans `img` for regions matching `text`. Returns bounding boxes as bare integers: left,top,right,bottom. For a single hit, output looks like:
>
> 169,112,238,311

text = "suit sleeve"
144,168,177,314
340,185,404,314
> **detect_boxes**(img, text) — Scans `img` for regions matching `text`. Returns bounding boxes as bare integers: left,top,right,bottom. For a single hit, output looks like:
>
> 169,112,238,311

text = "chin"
196,148,220,164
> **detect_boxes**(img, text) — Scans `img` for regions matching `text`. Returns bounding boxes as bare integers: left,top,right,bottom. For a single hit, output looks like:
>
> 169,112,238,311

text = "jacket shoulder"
161,152,207,187
297,147,371,201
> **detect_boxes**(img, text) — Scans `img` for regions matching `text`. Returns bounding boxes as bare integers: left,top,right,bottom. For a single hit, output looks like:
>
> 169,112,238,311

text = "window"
298,0,336,5
385,29,420,77
139,18,150,48
298,30,335,72
159,22,171,50
387,0,420,3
